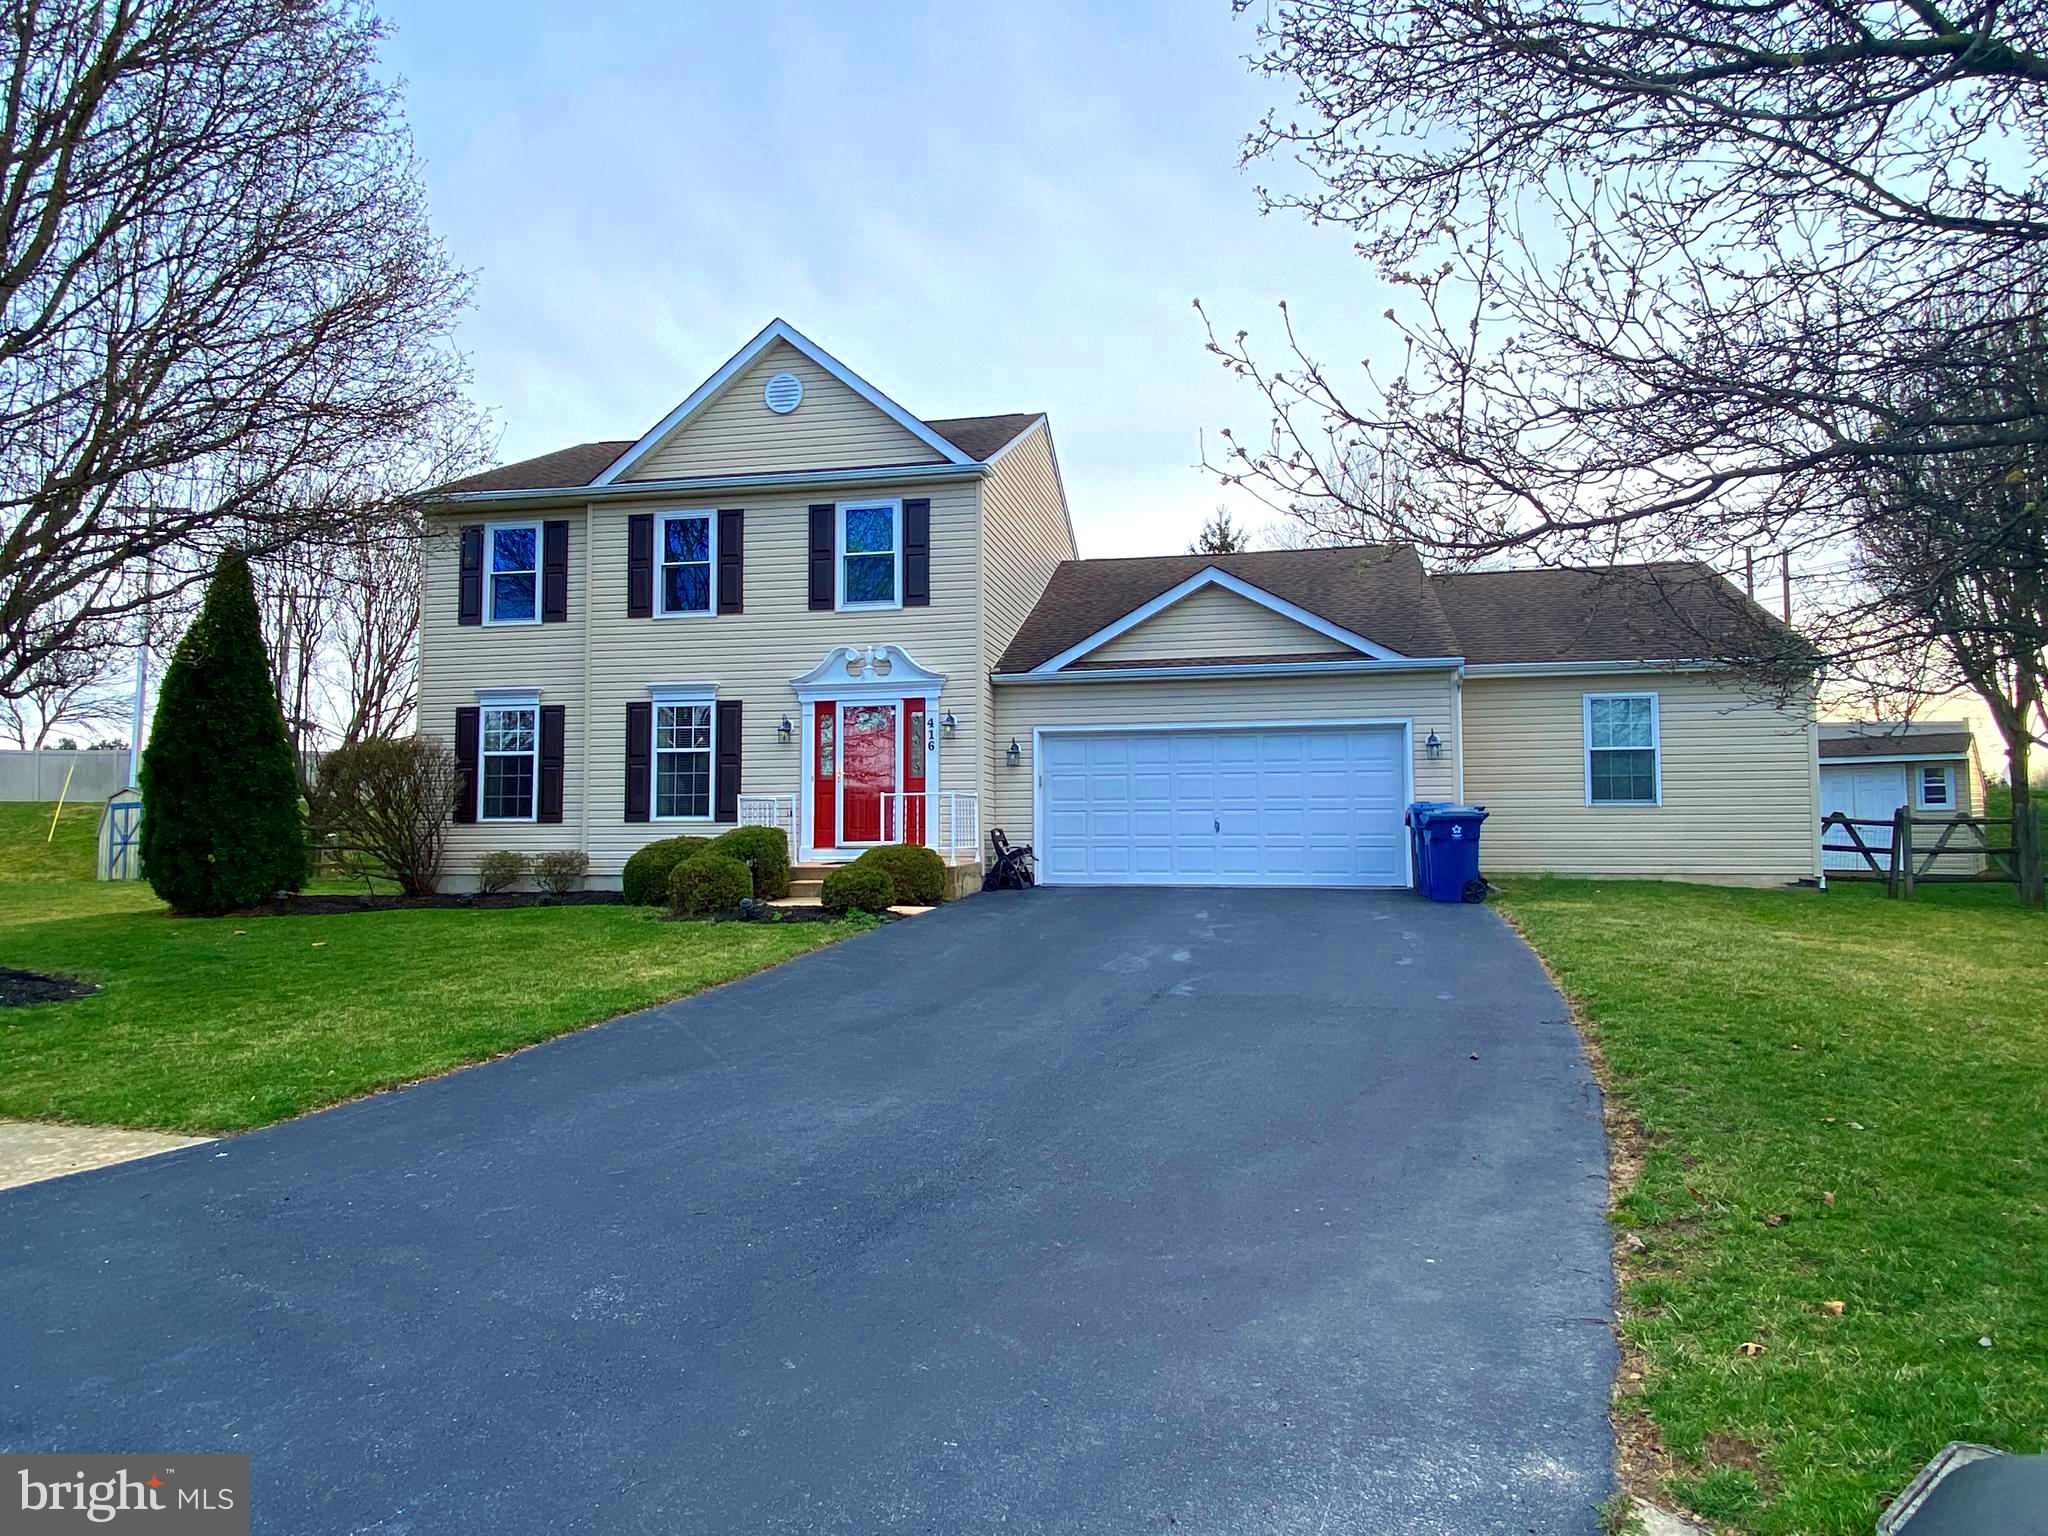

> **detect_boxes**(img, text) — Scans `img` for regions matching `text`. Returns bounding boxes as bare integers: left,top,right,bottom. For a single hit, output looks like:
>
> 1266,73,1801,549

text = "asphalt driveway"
2,888,1615,1533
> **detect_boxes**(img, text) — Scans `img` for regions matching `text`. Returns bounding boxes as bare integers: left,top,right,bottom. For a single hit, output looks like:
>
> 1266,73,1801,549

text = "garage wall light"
1006,739,1022,768
1425,730,1443,760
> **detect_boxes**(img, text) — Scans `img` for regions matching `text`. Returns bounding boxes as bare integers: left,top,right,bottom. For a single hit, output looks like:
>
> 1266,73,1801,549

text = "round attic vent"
763,371,803,414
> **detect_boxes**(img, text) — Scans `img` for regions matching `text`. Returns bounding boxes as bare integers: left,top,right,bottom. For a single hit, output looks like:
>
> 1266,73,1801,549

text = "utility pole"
1745,549,1755,598
127,526,154,785
1780,549,1792,624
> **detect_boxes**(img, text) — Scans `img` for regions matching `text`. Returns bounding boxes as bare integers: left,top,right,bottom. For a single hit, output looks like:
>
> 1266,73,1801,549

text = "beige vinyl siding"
1083,585,1354,665
583,479,984,877
418,513,589,866
991,670,1460,840
1906,754,1985,875
1463,673,1816,883
977,421,1074,813
626,340,944,480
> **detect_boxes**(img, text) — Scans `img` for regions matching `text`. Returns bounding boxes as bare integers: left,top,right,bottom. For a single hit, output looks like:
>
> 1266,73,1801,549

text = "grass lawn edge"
182,912,889,1139
1489,895,1696,1535
1,900,885,1138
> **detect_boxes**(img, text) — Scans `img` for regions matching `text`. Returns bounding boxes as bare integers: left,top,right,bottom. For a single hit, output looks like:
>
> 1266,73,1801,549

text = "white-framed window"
485,521,542,625
836,499,901,610
479,703,539,821
657,510,715,617
1918,764,1955,809
654,701,714,820
1584,692,1661,806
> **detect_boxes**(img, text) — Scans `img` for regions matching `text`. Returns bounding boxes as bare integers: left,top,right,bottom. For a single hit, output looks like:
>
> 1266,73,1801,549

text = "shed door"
1038,726,1408,888
1820,764,1908,871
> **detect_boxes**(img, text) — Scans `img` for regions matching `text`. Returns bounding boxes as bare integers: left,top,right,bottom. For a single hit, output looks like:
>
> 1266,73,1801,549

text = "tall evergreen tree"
140,551,308,913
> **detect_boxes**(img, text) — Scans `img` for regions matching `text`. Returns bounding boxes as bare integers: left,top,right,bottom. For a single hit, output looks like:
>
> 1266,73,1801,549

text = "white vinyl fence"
0,749,136,802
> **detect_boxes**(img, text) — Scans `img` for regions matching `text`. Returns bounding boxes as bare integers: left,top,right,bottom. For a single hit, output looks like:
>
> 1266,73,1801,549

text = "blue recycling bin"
1403,801,1453,892
1409,803,1489,903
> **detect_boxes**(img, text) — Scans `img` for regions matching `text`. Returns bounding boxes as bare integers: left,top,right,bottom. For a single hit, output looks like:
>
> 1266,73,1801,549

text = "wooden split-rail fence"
1819,806,2032,897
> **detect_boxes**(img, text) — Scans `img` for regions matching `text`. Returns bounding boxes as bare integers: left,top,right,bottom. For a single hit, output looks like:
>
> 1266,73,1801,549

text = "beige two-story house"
421,319,1820,891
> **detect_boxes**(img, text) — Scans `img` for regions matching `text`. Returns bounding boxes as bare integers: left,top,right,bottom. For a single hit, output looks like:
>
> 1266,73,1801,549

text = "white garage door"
1037,726,1409,888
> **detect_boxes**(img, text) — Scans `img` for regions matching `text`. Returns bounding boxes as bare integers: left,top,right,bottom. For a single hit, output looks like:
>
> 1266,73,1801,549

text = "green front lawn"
1497,878,2046,1535
0,803,868,1134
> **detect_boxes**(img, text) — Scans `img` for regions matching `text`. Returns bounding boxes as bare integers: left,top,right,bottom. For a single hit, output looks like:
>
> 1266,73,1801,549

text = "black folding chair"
982,828,1036,891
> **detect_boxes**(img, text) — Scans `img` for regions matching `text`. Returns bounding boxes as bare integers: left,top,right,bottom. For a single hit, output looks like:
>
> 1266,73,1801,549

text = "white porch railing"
737,794,797,846
883,791,981,861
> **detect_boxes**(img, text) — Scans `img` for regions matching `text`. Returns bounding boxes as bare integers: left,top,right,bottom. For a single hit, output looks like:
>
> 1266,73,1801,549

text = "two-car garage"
1031,723,1414,888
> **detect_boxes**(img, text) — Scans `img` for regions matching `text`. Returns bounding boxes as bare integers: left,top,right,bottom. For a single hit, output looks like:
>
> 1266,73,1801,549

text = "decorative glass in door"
839,703,898,844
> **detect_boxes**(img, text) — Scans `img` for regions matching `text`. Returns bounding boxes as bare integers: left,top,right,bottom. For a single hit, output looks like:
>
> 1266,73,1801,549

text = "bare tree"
1812,307,2048,906
252,512,422,776
1205,0,2048,572
0,642,127,748
0,0,484,701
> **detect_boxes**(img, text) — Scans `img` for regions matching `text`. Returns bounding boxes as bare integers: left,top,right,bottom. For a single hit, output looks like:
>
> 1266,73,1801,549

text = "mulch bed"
661,902,895,926
238,890,624,917
0,966,98,1008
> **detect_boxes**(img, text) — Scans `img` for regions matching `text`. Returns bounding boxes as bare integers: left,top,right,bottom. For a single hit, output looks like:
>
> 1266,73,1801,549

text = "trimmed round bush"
819,861,895,915
708,825,793,899
669,851,752,916
622,835,709,906
852,844,947,906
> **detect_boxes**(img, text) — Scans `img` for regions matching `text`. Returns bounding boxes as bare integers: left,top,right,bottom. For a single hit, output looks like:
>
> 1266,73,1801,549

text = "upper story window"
837,499,901,610
1585,693,1660,806
654,701,714,819
658,511,715,616
486,522,541,625
1919,764,1955,809
480,703,539,821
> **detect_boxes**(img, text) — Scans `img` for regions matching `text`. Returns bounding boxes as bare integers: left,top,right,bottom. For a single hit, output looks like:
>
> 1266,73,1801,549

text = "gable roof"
430,416,1043,499
996,547,1462,672
595,318,975,485
996,547,1787,674
1819,722,1975,760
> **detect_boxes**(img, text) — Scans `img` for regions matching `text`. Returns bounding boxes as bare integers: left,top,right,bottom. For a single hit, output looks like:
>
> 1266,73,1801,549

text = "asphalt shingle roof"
1818,724,1975,760
993,547,1462,672
431,415,1043,497
995,548,1783,673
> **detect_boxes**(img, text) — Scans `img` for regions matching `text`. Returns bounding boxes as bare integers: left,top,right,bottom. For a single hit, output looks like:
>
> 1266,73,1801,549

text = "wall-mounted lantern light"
778,715,794,744
1006,738,1022,768
1425,730,1443,760
941,711,957,738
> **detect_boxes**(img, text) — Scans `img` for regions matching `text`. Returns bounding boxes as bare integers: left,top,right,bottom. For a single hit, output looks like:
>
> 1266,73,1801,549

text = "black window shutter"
808,504,835,610
537,705,565,823
624,701,650,822
458,526,484,625
717,508,745,613
541,520,569,623
627,513,653,619
903,498,931,607
453,707,479,823
715,699,742,823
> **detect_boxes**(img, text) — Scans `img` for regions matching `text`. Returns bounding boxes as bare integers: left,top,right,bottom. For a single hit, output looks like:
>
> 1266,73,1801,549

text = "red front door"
812,703,837,851
839,702,898,844
903,697,927,846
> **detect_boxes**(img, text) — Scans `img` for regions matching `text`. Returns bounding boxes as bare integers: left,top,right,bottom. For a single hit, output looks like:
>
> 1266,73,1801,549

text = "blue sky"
379,0,1391,556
